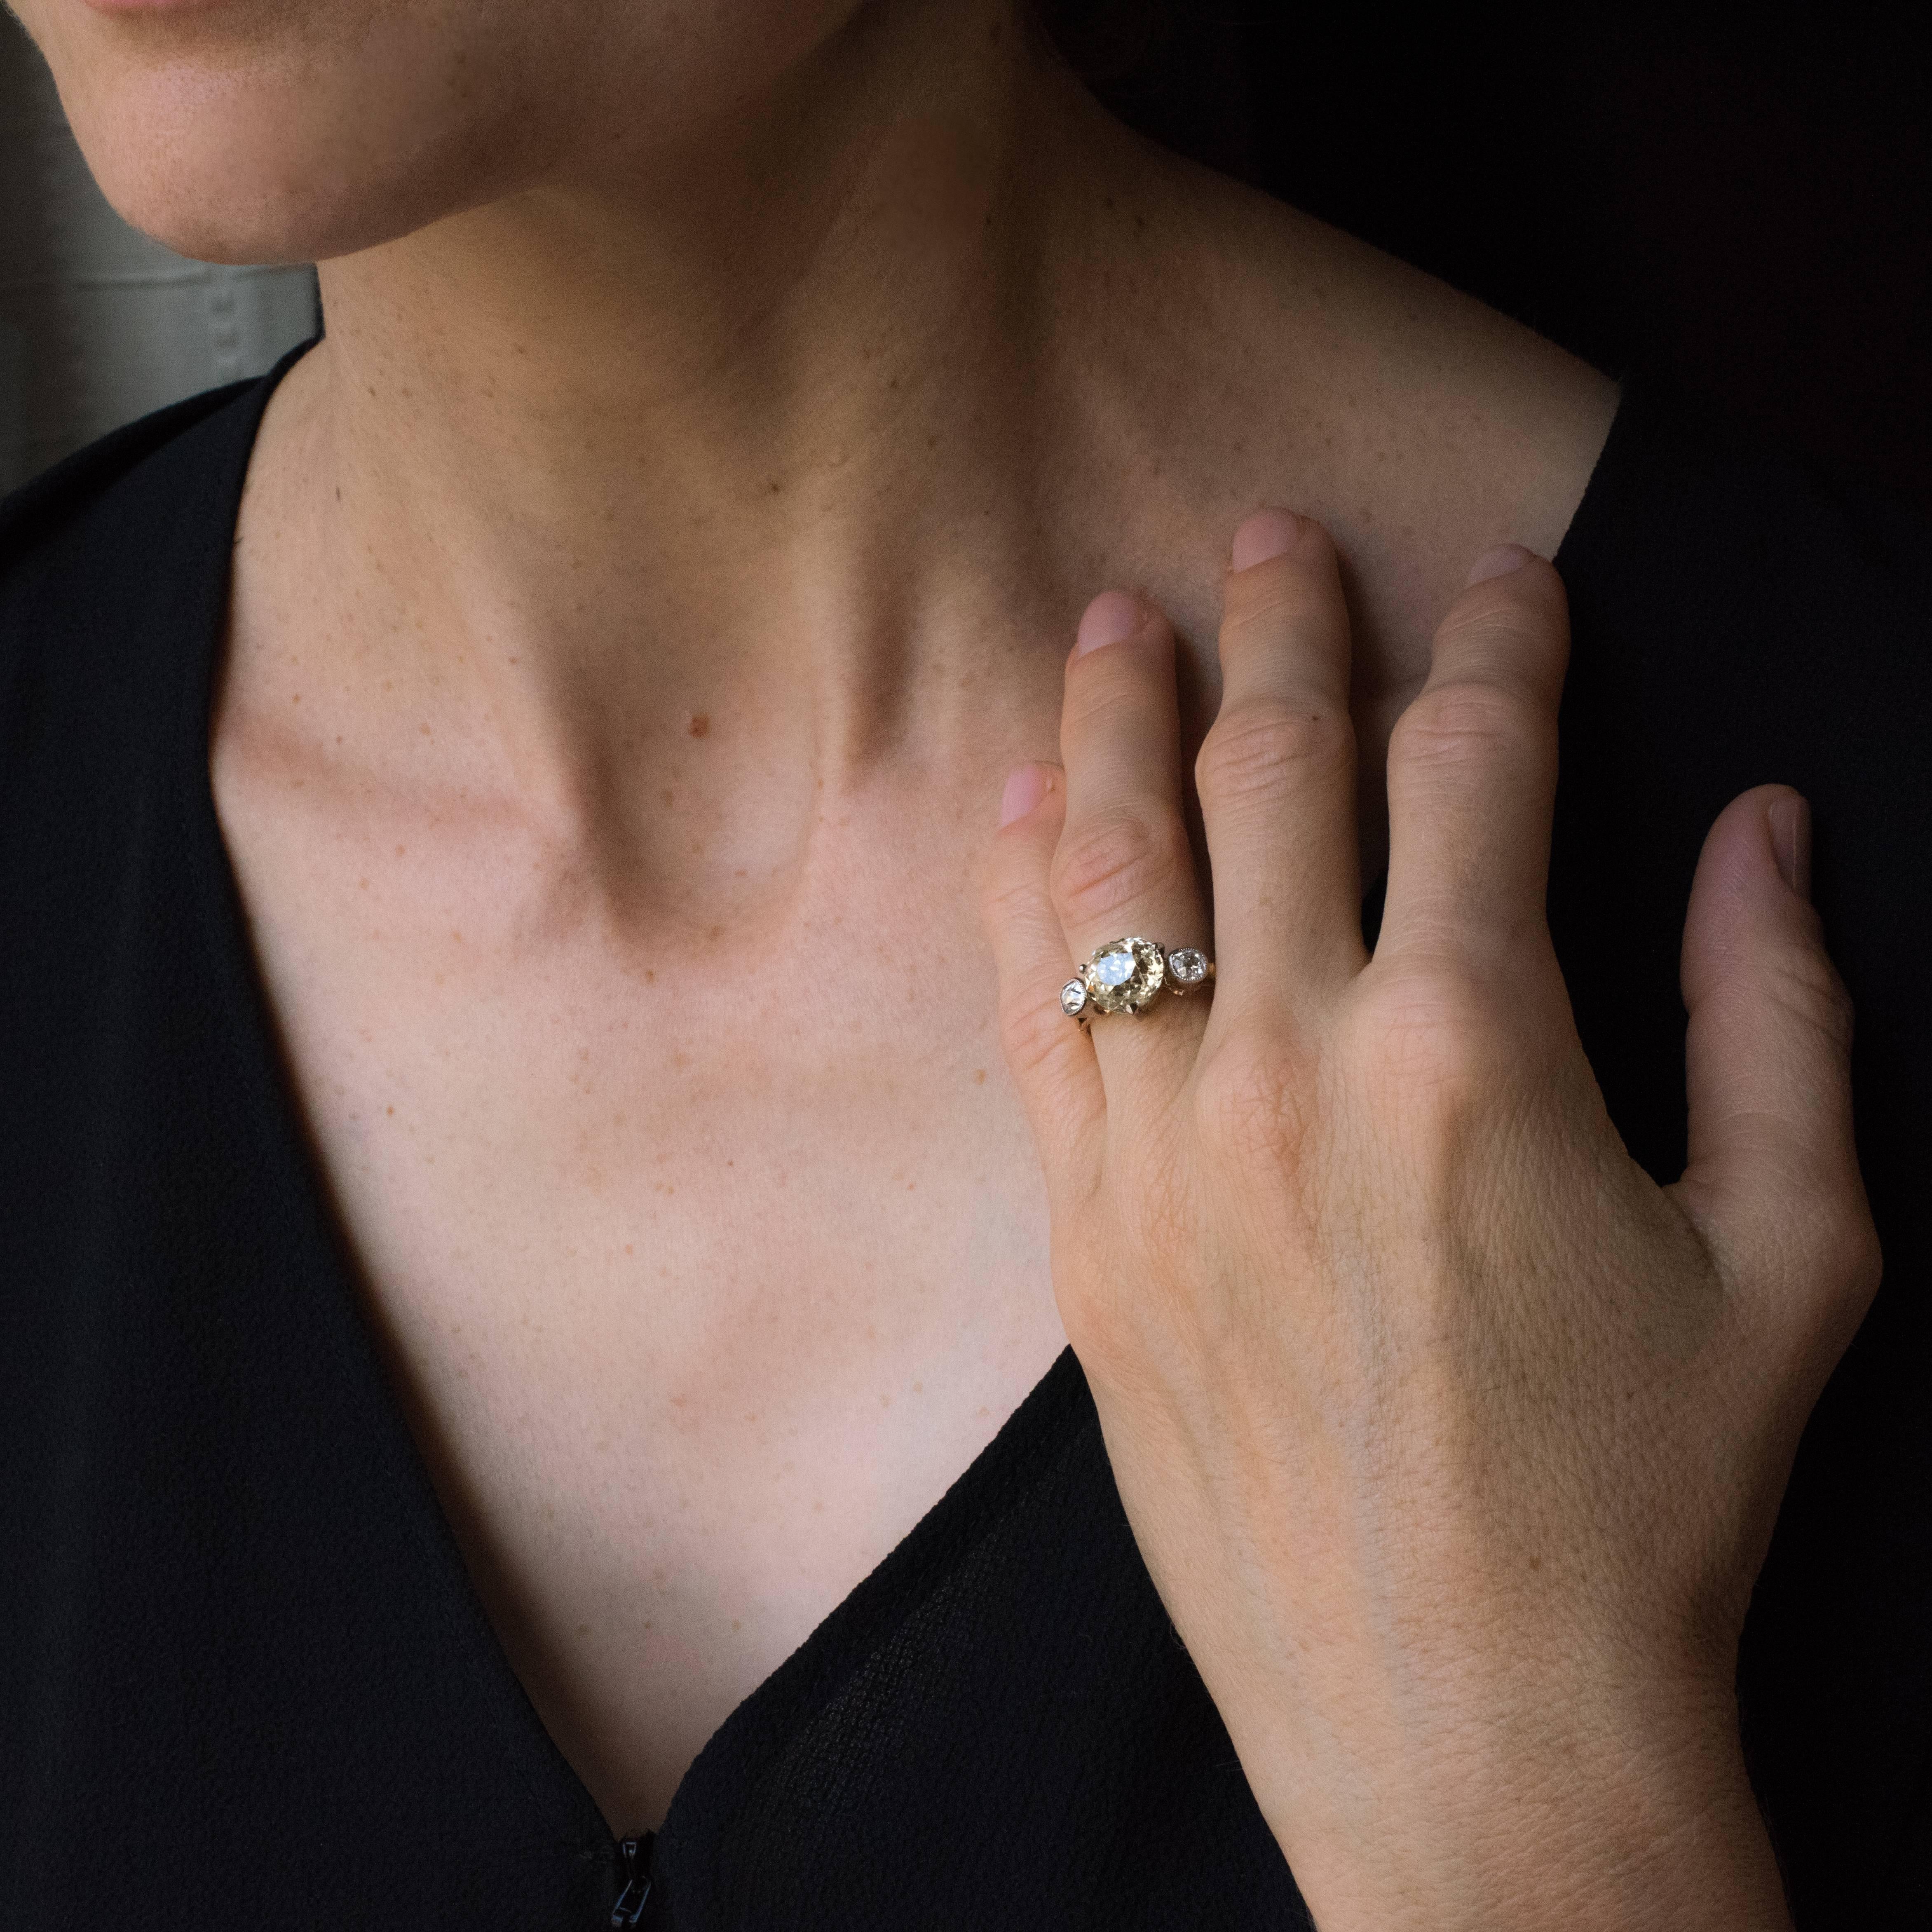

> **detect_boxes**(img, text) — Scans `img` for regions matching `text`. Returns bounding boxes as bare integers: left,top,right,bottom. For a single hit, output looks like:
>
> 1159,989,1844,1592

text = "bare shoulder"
1059,125,1622,694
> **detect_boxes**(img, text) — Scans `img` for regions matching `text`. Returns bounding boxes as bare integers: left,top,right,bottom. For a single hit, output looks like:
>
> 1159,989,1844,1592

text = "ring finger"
1050,589,1213,1109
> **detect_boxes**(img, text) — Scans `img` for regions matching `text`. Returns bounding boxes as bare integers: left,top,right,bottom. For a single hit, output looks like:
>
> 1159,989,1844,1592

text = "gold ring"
1061,937,1215,1025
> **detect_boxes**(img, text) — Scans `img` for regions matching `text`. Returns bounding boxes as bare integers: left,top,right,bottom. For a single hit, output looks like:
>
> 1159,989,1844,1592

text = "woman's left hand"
979,510,1880,1932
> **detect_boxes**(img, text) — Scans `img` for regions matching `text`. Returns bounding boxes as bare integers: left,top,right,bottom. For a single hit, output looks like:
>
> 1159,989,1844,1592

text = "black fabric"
2,348,1928,1930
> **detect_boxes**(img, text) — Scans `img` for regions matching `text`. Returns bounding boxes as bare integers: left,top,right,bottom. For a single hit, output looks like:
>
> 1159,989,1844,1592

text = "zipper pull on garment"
610,1833,654,1927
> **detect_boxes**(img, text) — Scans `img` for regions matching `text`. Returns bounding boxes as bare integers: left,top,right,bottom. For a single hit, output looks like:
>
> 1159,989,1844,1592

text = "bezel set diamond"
1168,947,1209,987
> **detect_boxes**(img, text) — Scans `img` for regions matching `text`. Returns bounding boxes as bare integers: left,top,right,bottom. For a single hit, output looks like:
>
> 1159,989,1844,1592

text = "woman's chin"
42,19,552,267
70,99,498,267
83,160,383,268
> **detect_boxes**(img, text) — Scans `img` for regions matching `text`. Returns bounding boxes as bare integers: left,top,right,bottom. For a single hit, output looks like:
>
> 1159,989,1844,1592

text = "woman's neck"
231,0,1620,938
239,2,1151,916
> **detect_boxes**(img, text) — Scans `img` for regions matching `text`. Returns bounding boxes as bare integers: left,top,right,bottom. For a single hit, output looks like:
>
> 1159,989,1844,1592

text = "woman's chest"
209,738,1067,1831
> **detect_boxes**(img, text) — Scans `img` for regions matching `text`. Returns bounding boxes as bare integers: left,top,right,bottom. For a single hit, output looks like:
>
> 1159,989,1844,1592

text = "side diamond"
1168,947,1208,986
1060,978,1089,1018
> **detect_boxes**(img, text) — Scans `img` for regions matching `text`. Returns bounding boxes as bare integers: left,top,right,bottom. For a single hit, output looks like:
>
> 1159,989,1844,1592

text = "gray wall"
0,13,319,496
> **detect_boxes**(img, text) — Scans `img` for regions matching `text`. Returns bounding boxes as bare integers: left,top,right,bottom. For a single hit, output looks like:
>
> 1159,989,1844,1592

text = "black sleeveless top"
4,351,1930,1930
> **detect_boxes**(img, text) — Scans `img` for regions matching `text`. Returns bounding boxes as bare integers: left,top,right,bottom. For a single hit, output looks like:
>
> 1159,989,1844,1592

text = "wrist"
1247,1699,1791,1932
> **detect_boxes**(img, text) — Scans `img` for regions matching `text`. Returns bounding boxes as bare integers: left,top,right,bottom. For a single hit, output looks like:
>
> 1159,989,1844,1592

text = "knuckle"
1195,699,1351,808
1347,959,1513,1114
1390,679,1543,775
1845,1214,1885,1308
1825,1206,1885,1311
1051,808,1189,926
1192,1032,1312,1166
1786,1194,1884,1356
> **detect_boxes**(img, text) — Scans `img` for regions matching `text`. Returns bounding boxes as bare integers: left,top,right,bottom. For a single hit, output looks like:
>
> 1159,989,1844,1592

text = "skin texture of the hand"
978,510,1881,1931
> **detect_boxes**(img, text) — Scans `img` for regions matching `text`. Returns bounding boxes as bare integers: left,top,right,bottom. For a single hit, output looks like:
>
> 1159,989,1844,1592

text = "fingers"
999,522,1572,1148
1377,546,1570,971
1195,509,1365,1027
1671,786,1881,1360
1050,591,1213,1104
979,762,1106,1205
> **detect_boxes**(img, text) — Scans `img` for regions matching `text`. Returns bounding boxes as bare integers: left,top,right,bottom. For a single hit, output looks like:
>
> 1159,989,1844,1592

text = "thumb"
1671,785,1880,1357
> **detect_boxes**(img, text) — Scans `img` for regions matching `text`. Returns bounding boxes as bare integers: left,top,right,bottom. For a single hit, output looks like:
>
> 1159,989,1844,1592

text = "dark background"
1044,1,1931,511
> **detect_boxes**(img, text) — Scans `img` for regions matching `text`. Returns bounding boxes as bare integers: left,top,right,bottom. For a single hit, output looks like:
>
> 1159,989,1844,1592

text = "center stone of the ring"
1085,936,1165,1015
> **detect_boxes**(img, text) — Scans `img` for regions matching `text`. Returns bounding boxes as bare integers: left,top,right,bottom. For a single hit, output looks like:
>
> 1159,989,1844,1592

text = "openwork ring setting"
1061,937,1215,1026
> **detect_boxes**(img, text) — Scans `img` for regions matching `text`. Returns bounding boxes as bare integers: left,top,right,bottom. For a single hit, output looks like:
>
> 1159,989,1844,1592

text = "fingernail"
999,762,1052,827
1465,543,1535,586
1769,792,1812,900
1230,507,1301,573
1074,590,1144,656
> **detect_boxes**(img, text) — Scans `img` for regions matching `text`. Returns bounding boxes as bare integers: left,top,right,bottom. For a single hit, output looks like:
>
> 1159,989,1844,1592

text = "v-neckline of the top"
169,339,1114,1871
